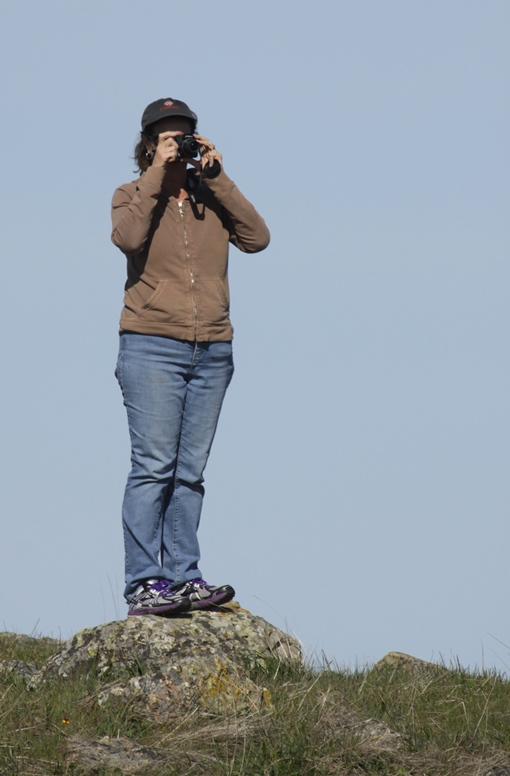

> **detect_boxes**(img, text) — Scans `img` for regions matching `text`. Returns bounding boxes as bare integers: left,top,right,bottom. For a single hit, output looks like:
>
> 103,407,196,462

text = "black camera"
174,134,200,159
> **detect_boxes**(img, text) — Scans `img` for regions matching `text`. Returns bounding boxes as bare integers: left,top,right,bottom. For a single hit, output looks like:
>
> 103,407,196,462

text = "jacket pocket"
124,279,191,324
142,281,167,311
197,278,230,327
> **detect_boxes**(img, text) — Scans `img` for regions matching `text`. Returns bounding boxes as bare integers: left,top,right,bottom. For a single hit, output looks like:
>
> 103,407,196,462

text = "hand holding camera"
152,131,182,168
152,130,222,175
194,134,223,172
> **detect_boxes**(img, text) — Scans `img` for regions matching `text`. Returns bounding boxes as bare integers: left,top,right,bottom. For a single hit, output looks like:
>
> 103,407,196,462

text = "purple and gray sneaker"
171,578,235,610
128,579,191,616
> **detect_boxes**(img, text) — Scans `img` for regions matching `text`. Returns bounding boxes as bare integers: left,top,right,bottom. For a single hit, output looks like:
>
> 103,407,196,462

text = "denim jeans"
115,333,234,601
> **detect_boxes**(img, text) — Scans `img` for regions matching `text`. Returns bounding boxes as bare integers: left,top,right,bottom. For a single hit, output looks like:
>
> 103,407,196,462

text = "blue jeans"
115,333,234,601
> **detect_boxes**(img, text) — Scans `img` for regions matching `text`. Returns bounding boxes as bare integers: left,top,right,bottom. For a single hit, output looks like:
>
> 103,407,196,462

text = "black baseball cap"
141,98,198,132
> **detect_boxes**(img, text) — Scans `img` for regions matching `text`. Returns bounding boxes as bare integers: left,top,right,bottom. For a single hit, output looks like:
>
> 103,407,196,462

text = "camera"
174,134,200,159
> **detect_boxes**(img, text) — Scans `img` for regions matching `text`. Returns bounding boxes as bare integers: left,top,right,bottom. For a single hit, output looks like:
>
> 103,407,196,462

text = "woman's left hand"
193,134,223,171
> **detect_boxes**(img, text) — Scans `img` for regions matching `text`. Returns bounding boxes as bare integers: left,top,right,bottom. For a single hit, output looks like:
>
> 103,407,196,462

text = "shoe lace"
190,578,209,588
173,578,209,593
149,579,173,593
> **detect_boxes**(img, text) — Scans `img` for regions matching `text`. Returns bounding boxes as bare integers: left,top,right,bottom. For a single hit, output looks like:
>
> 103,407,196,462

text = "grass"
1,632,510,775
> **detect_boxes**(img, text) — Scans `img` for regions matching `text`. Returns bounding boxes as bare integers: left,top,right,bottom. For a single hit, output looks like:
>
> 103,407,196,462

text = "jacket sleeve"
111,166,166,255
203,169,270,253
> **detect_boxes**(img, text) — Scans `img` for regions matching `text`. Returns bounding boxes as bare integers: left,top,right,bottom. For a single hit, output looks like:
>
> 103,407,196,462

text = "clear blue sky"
1,0,509,673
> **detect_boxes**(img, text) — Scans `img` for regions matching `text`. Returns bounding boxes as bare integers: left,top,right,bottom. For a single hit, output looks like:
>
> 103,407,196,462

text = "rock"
29,602,301,718
0,659,38,678
66,735,161,772
351,717,404,752
374,651,447,675
96,654,271,718
0,632,61,679
317,697,404,755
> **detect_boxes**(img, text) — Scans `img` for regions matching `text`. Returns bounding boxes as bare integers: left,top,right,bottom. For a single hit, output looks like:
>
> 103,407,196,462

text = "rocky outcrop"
29,602,302,718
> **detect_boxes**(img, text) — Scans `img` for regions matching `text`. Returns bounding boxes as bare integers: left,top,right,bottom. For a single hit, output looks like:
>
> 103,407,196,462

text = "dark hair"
133,118,198,174
134,132,155,174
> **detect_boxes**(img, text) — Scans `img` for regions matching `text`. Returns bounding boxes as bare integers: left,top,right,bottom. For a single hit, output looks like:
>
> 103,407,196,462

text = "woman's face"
148,116,194,141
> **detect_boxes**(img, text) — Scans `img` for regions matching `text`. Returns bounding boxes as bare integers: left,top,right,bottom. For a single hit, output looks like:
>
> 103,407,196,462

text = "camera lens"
177,135,200,159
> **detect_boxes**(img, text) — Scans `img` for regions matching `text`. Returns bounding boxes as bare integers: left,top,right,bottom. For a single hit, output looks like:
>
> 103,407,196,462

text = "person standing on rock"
111,98,270,617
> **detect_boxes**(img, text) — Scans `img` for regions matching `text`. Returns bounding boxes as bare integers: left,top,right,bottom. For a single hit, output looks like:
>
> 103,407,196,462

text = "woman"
112,98,270,616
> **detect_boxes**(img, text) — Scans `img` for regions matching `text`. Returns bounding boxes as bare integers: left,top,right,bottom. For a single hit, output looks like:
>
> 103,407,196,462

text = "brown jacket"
111,165,270,341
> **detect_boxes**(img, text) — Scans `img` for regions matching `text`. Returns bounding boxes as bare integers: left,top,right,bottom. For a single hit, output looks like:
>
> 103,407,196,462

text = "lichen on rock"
29,602,302,718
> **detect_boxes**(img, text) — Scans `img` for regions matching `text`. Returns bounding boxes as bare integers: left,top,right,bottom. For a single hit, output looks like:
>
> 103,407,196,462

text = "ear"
142,134,155,161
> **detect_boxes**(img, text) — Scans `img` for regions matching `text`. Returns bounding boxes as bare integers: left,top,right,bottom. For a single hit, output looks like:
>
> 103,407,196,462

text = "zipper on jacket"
178,201,199,340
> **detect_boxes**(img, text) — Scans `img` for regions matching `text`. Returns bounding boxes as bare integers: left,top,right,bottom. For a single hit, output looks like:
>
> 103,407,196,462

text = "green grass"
1,632,510,775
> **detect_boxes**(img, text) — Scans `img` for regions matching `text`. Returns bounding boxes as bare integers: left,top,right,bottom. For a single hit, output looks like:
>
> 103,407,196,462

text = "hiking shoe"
172,578,235,610
128,579,191,616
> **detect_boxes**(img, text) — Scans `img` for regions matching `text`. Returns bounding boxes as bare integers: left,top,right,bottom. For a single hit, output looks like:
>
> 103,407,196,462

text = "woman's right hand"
152,132,181,168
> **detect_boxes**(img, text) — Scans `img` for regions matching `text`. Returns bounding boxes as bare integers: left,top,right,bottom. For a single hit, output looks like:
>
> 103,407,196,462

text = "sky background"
1,0,509,674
